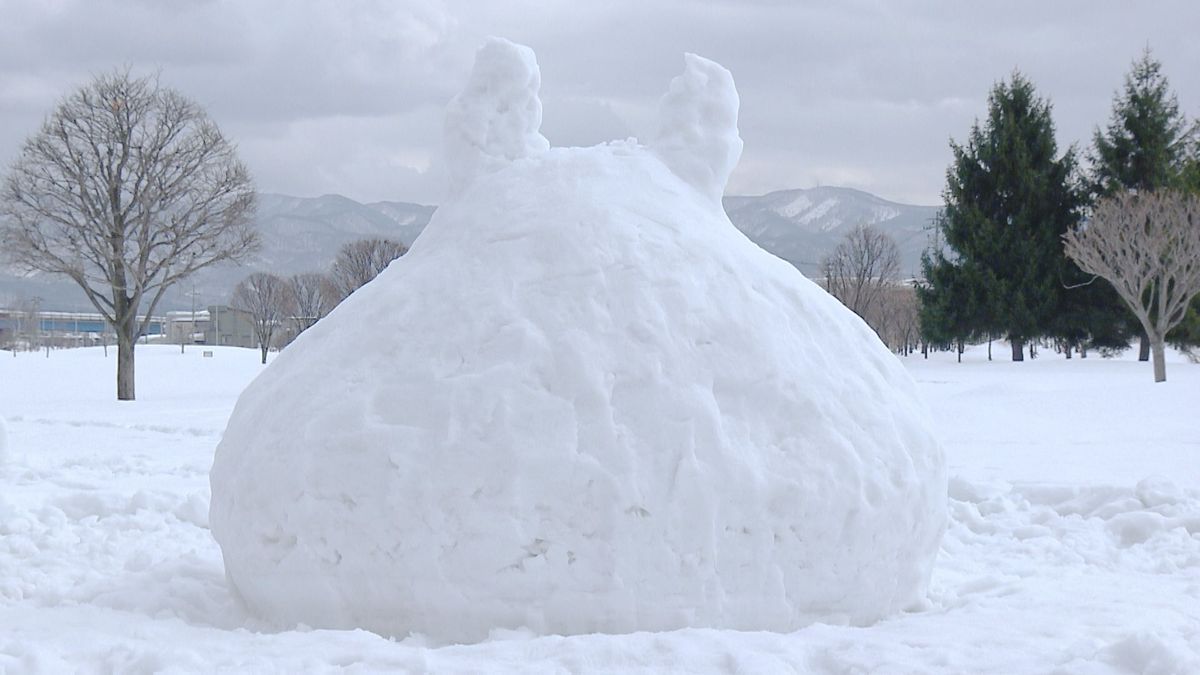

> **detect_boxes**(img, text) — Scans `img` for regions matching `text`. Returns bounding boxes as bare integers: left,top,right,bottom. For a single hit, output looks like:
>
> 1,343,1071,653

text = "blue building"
0,308,164,349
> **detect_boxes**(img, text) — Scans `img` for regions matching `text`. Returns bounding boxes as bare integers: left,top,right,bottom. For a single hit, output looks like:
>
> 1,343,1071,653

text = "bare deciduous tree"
1064,190,1200,382
329,238,408,301
875,282,921,355
231,272,293,365
288,272,336,337
821,224,901,320
0,70,258,399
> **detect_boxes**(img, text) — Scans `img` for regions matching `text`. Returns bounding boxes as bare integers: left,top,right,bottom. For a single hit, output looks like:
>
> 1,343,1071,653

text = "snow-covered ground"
1,344,1197,673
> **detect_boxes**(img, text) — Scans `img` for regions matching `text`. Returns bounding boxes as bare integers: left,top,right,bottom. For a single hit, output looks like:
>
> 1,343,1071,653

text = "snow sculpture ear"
444,38,551,197
650,54,743,204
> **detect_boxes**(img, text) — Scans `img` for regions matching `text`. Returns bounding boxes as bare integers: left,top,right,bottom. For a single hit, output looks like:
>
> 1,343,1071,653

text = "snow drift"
209,38,946,643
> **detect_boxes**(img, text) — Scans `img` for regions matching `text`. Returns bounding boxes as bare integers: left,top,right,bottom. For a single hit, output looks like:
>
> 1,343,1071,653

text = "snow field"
1,345,1198,672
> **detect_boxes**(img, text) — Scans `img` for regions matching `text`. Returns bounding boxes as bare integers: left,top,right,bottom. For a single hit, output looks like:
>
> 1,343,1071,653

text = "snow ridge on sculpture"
444,37,550,196
651,53,744,203
210,38,947,644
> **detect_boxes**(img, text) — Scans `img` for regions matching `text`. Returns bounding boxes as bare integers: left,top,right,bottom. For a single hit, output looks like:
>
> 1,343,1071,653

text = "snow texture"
651,53,743,204
0,415,7,467
443,37,549,197
209,40,946,643
4,344,1200,671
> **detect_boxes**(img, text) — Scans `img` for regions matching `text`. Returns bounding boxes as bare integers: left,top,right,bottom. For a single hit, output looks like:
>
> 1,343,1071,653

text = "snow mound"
209,39,947,643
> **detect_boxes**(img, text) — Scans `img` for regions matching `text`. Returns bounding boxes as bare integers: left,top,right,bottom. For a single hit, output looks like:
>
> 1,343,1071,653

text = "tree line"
4,54,1197,397
822,50,1200,383
230,237,408,364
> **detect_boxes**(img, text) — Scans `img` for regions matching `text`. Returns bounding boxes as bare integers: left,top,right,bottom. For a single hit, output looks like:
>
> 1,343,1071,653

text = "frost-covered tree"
0,70,258,399
1064,190,1200,382
231,272,293,365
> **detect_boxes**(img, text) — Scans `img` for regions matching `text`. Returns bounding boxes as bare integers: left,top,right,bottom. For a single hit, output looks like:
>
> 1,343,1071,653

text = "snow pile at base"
209,38,947,643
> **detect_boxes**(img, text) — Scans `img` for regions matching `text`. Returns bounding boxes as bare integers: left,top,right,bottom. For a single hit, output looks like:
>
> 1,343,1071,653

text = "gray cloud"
2,0,1198,206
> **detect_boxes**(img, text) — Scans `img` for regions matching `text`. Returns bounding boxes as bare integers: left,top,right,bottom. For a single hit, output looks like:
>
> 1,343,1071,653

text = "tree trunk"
988,339,992,361
1011,338,1025,362
1065,343,1072,359
957,338,963,363
1139,333,1151,361
117,333,136,400
1151,338,1167,383
260,344,268,365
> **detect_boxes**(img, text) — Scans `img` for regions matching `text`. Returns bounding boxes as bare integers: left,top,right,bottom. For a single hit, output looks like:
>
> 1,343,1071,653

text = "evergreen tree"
917,247,987,362
1172,157,1200,351
922,72,1083,361
1091,49,1195,196
1090,48,1199,355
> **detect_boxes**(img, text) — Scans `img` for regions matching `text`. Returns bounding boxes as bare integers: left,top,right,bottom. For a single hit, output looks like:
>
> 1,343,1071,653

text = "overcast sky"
2,0,1197,206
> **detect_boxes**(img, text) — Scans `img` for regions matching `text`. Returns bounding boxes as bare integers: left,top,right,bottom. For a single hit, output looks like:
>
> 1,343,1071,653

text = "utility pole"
32,296,47,357
183,281,200,354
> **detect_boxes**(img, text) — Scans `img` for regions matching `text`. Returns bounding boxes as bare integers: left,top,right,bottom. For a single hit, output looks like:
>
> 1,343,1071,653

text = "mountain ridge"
0,187,940,312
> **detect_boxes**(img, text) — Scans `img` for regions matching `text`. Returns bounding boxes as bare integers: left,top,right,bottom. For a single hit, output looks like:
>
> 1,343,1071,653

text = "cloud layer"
2,0,1197,205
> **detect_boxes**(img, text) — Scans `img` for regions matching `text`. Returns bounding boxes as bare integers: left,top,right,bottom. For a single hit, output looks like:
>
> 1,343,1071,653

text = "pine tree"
1090,48,1199,356
922,72,1083,361
1172,156,1200,351
1091,49,1195,196
917,247,988,362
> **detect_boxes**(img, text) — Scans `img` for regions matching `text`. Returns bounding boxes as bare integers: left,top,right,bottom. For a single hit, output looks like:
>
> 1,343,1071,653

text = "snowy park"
3,4,1200,674
1,345,1197,672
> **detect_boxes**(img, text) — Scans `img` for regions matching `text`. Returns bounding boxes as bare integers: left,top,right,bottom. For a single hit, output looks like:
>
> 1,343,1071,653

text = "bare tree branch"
1063,189,1200,382
231,272,293,365
288,272,336,336
328,238,408,302
820,224,901,320
0,69,259,399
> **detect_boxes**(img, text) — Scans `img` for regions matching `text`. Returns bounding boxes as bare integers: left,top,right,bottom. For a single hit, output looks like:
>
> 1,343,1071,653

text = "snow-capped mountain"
723,186,940,277
0,187,939,311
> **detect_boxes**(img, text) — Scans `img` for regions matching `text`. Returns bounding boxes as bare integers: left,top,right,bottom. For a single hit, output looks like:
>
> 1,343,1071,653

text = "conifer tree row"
919,51,1200,362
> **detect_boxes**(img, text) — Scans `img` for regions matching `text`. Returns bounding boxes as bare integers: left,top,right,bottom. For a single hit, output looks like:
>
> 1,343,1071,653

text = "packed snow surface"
208,38,946,642
2,345,1198,672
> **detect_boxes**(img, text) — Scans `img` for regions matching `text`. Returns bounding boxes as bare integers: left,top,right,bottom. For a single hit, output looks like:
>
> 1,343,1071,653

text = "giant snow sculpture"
210,38,947,643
